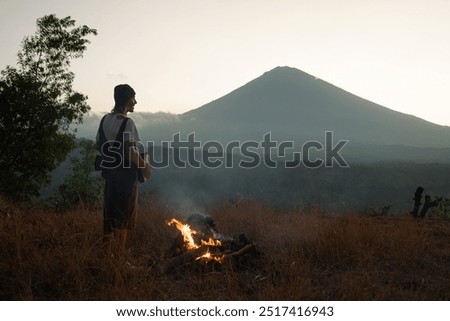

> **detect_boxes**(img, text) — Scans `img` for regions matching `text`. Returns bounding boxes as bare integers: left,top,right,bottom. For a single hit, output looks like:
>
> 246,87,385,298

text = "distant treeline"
42,145,450,214
138,148,450,214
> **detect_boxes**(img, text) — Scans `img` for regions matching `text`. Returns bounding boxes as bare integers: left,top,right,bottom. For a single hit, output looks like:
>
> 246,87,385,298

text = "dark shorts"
103,169,138,234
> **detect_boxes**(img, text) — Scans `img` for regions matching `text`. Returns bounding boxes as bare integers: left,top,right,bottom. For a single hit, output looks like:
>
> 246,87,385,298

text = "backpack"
94,115,131,176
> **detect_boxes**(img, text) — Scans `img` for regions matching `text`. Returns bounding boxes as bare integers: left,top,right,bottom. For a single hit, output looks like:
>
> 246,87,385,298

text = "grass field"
1,196,449,300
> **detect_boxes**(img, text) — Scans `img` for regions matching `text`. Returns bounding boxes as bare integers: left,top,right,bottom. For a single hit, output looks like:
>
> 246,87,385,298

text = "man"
96,84,151,258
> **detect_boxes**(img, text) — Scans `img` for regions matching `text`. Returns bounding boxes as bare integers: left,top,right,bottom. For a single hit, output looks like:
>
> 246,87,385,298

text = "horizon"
1,0,449,126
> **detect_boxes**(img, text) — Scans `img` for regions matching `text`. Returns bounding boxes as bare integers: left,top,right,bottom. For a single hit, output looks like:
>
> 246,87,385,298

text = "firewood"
162,246,210,274
162,242,258,274
223,243,256,258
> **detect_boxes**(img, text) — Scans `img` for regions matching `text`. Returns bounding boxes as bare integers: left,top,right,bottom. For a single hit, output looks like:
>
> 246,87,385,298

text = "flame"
201,238,222,246
167,217,224,263
196,249,224,263
167,218,199,250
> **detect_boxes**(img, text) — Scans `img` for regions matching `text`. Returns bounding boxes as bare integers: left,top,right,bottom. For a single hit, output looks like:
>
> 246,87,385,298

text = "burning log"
162,214,261,274
162,246,214,274
162,242,258,274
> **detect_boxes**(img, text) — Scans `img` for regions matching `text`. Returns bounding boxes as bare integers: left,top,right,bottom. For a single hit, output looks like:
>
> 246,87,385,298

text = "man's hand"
141,162,151,181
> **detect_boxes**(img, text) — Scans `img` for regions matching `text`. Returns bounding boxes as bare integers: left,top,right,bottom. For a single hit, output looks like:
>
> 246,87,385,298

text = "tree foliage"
48,139,104,211
0,15,97,201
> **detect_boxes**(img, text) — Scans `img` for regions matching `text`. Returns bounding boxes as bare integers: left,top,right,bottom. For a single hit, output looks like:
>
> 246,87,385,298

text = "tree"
48,139,104,211
0,15,97,201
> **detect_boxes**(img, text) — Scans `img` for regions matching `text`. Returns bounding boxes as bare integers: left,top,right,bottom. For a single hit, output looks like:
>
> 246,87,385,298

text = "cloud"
71,111,181,140
106,72,127,80
132,112,181,128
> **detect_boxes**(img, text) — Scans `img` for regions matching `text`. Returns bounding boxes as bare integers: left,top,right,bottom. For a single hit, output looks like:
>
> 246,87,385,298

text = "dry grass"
1,196,449,300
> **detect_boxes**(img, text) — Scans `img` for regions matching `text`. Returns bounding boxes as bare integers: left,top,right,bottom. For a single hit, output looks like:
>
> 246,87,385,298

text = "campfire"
167,218,224,263
163,214,259,274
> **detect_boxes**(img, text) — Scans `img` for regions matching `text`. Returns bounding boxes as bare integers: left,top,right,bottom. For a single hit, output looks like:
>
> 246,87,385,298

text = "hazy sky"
1,0,449,126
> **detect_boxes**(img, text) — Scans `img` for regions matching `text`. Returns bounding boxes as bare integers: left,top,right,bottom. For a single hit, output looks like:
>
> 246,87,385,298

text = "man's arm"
125,141,151,180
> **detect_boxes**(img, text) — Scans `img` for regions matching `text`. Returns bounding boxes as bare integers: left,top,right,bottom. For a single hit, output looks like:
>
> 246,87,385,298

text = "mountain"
75,66,450,162
176,66,450,148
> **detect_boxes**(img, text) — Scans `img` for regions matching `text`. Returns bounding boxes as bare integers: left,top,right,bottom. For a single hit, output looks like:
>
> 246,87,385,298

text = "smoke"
169,195,207,218
151,182,213,217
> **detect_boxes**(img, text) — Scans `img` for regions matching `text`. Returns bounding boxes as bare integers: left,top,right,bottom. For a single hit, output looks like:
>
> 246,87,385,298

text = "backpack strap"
97,115,107,146
115,117,130,143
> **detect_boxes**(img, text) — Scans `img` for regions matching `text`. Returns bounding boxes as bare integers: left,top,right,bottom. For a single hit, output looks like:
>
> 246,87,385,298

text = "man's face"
125,96,137,113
